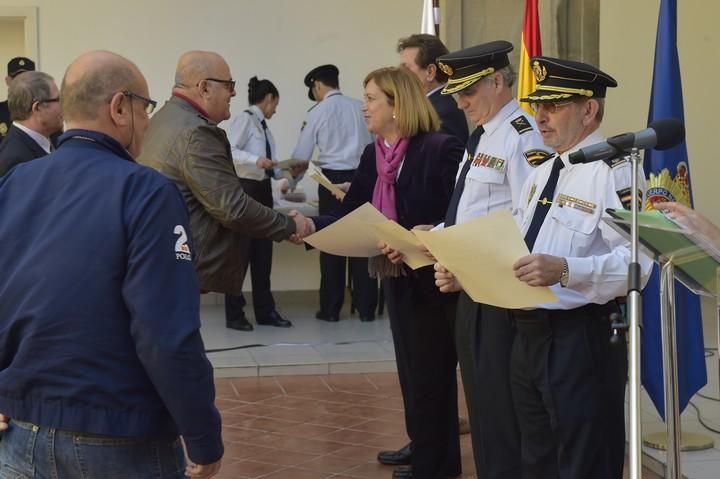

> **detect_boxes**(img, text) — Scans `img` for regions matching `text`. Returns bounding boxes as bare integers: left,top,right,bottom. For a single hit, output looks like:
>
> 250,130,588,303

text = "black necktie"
444,126,484,227
523,155,564,251
261,119,274,178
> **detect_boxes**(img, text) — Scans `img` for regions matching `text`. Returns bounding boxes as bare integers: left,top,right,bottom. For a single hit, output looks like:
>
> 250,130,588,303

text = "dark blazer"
315,131,464,302
0,124,49,177
429,89,469,145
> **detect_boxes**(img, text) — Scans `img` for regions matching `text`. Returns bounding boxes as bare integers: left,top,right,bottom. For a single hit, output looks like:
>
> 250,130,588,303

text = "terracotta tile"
222,426,264,443
340,461,394,478
251,448,320,467
329,444,383,462
280,422,339,439
323,374,378,392
348,419,406,436
299,454,363,475
216,459,283,477
317,429,402,449
222,442,275,461
304,413,368,429
260,467,331,479
274,375,332,394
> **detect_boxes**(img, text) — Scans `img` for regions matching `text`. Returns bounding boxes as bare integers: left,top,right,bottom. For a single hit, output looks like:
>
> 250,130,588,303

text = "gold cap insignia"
19,60,25,66
532,61,546,82
438,62,454,77
0,122,7,136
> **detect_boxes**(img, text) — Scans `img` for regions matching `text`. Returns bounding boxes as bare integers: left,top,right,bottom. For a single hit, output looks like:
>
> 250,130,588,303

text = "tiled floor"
202,291,717,477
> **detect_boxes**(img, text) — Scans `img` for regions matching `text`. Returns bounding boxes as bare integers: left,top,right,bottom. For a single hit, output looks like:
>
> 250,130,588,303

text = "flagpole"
433,0,440,37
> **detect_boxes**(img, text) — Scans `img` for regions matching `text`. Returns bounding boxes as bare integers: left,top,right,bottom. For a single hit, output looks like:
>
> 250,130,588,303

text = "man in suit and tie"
397,34,468,144
0,71,63,177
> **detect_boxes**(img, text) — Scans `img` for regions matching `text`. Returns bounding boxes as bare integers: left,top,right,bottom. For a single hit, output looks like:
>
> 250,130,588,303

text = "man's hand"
378,240,404,265
513,254,564,287
279,179,290,195
0,413,9,432
290,162,308,178
331,182,351,201
655,201,720,242
287,210,315,244
434,262,462,293
186,459,222,478
256,156,273,170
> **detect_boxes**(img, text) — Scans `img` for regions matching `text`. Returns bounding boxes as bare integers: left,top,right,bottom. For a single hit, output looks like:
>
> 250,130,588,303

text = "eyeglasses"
122,90,157,115
529,101,576,114
204,78,236,92
31,97,60,111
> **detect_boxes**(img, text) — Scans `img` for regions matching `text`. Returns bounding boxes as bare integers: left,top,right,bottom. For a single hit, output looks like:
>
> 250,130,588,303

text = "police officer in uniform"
290,64,377,322
429,41,552,479
510,57,653,478
0,57,36,145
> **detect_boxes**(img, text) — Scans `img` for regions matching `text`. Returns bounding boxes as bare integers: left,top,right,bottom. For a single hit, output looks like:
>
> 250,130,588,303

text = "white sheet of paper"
413,209,557,308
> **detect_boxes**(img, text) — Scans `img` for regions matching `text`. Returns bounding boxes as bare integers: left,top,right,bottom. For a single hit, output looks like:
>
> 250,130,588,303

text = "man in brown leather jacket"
138,51,311,330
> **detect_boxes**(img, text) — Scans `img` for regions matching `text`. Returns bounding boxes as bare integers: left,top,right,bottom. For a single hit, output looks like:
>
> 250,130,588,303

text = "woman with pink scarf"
311,67,464,479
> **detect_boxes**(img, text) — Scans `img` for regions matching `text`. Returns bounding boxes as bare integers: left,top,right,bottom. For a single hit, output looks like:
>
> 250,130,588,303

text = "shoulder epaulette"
603,156,628,168
510,115,533,135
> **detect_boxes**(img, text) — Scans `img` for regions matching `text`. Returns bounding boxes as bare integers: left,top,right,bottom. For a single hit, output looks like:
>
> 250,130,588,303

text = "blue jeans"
0,420,186,479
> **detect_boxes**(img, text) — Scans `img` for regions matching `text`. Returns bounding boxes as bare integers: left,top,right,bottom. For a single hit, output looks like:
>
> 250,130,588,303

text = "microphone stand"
625,147,643,479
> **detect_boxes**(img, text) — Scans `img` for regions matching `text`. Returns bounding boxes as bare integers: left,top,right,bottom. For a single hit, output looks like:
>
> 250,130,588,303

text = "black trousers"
455,293,520,479
383,275,460,479
225,178,275,321
318,168,377,317
510,303,628,479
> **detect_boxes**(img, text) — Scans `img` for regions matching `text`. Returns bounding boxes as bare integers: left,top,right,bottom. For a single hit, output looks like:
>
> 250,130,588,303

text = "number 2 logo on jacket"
174,225,192,261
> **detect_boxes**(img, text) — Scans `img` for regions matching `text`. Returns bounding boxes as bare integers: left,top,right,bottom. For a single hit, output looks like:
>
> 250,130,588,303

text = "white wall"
0,0,422,291
0,17,25,99
0,0,420,168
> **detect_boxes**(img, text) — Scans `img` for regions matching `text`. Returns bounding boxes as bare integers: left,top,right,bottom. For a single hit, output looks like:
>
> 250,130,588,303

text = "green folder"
606,209,720,295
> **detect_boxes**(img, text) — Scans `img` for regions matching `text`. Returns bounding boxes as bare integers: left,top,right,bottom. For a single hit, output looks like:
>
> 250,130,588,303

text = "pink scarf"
372,136,410,221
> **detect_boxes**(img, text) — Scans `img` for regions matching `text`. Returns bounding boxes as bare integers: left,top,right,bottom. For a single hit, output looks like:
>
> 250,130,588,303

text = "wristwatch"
560,258,569,288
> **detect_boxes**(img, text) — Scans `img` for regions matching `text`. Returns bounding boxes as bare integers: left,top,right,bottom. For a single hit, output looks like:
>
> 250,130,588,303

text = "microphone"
568,118,685,164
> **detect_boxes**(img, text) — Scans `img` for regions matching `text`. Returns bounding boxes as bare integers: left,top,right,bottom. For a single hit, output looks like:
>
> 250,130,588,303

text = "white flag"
421,0,435,35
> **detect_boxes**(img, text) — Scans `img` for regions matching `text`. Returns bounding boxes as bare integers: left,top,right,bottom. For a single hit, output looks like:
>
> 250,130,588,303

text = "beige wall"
0,18,25,99
600,0,720,225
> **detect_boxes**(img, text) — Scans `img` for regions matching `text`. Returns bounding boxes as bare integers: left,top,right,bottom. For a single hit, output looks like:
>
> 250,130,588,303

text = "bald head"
174,51,228,87
61,50,145,122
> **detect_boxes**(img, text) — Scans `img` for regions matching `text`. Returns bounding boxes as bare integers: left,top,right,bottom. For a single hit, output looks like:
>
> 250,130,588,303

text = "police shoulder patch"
603,156,628,168
523,149,553,167
511,116,533,135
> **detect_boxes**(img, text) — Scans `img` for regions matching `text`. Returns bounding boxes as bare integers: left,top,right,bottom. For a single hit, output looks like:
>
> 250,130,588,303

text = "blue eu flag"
642,0,707,418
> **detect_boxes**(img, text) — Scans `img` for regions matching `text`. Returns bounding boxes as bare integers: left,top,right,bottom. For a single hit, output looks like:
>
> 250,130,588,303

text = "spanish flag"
517,0,542,115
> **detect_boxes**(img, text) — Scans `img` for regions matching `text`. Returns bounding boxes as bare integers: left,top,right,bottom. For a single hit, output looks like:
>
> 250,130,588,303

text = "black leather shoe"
315,310,339,322
226,317,253,331
360,314,375,322
256,311,292,328
377,442,412,465
392,465,412,479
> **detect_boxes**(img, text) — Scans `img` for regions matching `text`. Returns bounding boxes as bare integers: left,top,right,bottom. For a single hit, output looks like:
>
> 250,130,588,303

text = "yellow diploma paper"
413,210,557,308
303,203,385,257
308,169,346,200
371,221,434,270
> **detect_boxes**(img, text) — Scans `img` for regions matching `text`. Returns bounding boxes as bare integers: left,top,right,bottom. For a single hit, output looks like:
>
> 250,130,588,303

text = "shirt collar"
13,122,51,153
171,91,210,119
426,85,444,97
558,129,604,167
248,104,265,121
481,99,522,137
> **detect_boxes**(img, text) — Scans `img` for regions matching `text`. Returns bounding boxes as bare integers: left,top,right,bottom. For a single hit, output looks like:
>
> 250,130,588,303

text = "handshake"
287,209,316,244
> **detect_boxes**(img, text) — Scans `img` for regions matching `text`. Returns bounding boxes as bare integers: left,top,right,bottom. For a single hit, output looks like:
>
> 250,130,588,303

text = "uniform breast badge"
556,194,596,214
527,184,537,206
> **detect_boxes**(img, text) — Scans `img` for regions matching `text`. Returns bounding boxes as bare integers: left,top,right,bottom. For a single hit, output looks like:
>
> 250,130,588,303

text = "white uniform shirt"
290,90,372,170
224,105,277,181
516,131,653,310
436,99,551,228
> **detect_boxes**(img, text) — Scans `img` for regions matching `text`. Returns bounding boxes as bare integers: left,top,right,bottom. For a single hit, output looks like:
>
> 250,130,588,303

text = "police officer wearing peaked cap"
511,56,653,478
0,57,36,144
291,63,377,323
428,41,552,479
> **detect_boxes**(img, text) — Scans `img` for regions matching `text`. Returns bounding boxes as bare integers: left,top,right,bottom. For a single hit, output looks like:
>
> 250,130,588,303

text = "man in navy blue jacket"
0,51,223,478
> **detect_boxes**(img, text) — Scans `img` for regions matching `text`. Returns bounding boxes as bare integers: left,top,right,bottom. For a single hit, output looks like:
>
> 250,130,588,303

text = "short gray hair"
483,65,516,89
8,71,54,121
61,63,138,122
